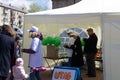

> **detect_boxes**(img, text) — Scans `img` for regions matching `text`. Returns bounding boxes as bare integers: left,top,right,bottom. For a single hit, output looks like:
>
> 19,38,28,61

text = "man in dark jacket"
0,27,16,80
84,28,98,77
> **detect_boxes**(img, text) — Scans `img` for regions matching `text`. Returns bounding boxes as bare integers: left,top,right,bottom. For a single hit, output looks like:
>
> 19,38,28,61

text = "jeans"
30,70,42,80
86,53,96,76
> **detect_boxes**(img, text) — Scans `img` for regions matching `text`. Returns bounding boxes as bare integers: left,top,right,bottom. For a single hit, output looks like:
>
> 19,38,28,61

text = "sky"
0,0,52,10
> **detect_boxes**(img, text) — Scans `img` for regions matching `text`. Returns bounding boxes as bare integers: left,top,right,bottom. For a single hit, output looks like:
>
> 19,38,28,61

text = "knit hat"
27,26,38,32
70,32,79,36
67,30,74,34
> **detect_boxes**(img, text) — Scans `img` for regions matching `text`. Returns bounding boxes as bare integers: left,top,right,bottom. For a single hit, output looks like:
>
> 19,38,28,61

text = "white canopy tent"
25,0,120,24
24,0,120,80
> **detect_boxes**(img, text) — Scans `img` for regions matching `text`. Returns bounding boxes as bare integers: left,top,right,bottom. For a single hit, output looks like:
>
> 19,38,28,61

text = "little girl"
12,58,29,80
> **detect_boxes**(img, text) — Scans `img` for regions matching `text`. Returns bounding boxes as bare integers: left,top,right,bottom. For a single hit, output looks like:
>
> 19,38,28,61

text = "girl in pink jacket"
12,58,29,80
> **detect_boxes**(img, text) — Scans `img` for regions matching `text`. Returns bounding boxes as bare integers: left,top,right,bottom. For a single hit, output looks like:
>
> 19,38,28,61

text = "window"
59,28,88,54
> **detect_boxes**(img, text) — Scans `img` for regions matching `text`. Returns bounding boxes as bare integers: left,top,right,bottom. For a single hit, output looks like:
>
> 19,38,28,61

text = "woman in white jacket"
12,58,29,80
64,30,75,66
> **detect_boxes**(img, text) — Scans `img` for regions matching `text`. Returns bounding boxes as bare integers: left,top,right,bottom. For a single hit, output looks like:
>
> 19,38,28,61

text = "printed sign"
52,66,81,80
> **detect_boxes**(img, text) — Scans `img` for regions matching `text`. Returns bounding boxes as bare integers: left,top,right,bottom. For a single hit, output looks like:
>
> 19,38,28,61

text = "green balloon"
54,36,61,47
42,36,61,47
42,38,47,45
46,36,54,45
54,40,61,46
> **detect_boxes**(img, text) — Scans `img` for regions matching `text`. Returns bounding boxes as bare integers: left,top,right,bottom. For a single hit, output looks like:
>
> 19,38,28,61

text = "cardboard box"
46,45,59,59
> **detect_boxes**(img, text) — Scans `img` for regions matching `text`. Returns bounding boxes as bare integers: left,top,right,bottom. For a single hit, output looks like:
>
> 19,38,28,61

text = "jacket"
71,36,84,67
12,66,28,80
84,33,98,53
12,58,29,80
66,36,84,67
0,34,15,77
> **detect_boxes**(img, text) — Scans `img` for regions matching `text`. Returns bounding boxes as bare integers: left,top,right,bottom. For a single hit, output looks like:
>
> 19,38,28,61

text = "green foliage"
28,3,41,13
42,36,61,47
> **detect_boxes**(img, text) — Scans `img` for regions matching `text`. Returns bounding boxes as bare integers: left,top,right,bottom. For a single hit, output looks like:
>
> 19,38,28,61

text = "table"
44,56,69,70
95,58,103,71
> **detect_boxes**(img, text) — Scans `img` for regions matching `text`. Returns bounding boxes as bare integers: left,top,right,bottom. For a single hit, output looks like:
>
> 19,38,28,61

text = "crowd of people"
0,24,30,80
0,24,46,80
0,23,98,80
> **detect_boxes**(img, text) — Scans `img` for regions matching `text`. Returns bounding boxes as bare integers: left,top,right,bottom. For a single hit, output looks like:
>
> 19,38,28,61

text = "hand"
21,49,28,53
63,44,67,48
21,49,36,54
21,49,25,52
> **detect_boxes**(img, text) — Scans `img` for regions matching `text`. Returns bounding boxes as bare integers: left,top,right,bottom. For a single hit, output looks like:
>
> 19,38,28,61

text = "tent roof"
26,0,120,16
25,0,120,24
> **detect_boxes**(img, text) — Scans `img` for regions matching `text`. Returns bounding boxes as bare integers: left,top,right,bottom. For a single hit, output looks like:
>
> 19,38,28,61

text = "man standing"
84,28,98,77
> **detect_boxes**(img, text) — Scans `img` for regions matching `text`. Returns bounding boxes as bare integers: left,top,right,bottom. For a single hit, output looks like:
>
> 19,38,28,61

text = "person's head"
14,27,23,37
28,26,39,38
15,58,24,66
2,24,16,38
87,28,94,36
70,32,79,39
67,30,74,37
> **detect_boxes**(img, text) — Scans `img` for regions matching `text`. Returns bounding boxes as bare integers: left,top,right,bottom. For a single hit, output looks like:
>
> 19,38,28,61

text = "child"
12,58,29,80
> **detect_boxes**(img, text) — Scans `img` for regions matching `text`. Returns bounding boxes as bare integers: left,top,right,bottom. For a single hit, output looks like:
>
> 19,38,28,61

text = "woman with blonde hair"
22,26,45,80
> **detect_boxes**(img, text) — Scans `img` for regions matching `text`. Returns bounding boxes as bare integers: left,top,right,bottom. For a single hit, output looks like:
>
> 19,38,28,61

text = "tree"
28,3,41,13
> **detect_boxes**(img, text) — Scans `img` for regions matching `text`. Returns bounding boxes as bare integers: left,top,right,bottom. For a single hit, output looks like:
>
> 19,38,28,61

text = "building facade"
52,0,81,9
0,3,26,29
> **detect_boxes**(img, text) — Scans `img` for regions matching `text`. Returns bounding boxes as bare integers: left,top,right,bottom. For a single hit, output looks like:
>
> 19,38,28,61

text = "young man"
84,28,98,77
